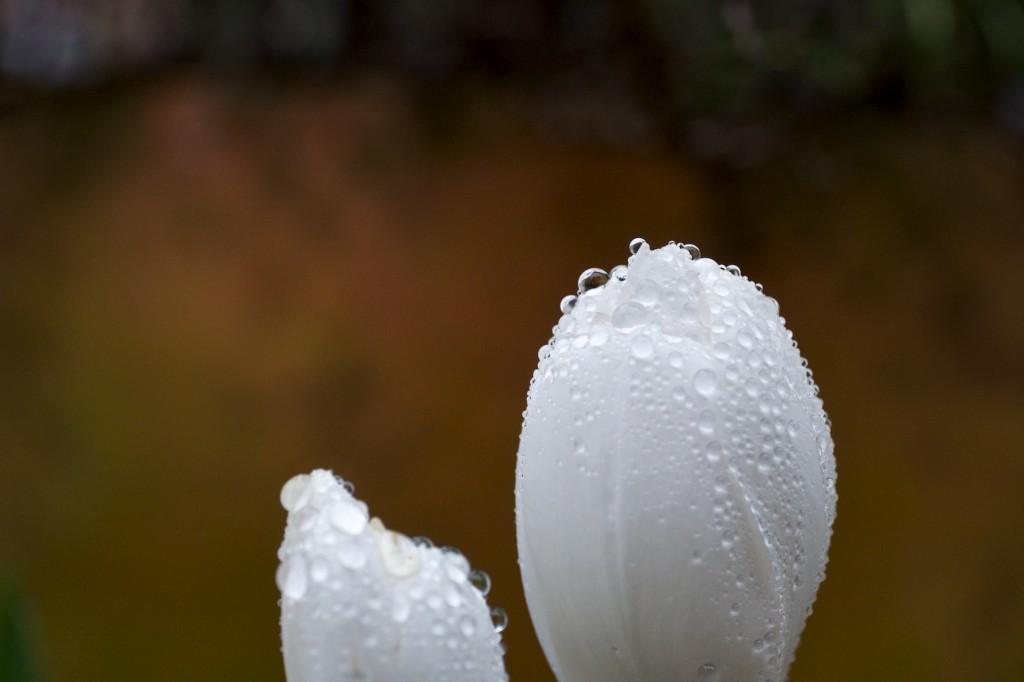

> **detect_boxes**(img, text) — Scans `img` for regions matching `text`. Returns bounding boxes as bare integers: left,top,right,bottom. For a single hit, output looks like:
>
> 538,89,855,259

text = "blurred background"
1,1,1023,680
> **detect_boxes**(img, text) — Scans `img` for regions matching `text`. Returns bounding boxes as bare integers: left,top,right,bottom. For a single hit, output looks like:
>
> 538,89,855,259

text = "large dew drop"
577,268,610,294
693,369,718,397
277,554,309,600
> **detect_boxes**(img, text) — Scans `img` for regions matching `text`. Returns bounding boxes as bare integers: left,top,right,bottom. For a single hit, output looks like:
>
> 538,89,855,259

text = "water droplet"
681,243,701,260
753,638,765,652
459,614,477,637
698,410,716,435
610,264,628,281
329,500,368,535
726,264,742,277
694,369,718,397
630,335,654,359
276,555,308,600
629,237,647,254
279,474,310,512
697,663,718,679
411,536,434,548
705,441,722,463
588,323,610,346
668,351,684,368
560,295,577,315
490,607,509,633
635,278,660,306
294,507,318,532
468,569,491,596
612,301,650,330
310,557,329,582
338,540,368,569
446,553,470,582
577,268,609,294
333,476,355,495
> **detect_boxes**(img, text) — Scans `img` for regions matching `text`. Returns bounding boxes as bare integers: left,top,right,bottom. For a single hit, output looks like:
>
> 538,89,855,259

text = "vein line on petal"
722,459,789,682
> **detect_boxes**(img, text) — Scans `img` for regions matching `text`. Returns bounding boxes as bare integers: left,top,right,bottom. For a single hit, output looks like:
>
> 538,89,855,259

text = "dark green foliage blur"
3,0,1024,157
1,576,48,682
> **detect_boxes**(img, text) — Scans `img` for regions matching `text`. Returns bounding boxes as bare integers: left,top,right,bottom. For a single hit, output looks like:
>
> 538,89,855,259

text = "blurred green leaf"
0,575,49,682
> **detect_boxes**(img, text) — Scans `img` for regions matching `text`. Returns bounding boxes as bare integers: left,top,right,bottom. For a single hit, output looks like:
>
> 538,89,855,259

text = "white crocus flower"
278,240,835,682
276,470,508,682
516,240,836,681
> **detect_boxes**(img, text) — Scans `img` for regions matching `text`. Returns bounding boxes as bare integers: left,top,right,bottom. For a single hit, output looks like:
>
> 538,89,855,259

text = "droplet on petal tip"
490,607,509,634
577,267,610,294
277,470,509,682
517,239,835,682
469,569,492,597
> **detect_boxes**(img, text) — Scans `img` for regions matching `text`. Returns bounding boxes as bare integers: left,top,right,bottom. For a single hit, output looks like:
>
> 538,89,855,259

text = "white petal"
278,470,508,682
516,242,836,682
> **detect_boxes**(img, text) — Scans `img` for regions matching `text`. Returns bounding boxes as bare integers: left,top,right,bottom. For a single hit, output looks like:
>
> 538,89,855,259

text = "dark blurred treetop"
2,0,1024,162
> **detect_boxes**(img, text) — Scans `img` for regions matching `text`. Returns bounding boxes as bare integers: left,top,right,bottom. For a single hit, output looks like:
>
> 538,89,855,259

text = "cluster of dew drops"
557,238,766,318
406,531,510,638
548,238,821,398
542,239,833,494
536,239,836,679
539,238,734,384
339,477,510,640
279,474,509,657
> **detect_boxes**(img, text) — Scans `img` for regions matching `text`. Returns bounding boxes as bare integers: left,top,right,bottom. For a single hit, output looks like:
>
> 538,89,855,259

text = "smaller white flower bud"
277,470,508,682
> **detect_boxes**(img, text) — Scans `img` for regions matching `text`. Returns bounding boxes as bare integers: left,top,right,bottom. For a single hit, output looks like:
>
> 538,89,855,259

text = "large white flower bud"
516,241,836,681
277,470,508,682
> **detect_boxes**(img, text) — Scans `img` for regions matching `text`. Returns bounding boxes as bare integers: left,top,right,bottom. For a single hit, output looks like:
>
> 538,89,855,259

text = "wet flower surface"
277,470,508,682
277,240,835,682
516,240,836,681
